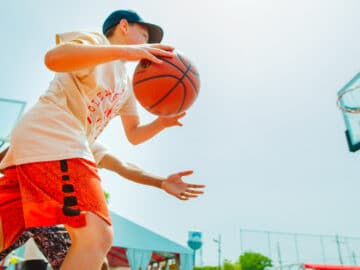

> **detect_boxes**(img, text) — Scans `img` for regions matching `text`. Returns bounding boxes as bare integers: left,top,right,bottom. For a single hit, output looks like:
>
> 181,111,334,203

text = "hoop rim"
337,85,360,113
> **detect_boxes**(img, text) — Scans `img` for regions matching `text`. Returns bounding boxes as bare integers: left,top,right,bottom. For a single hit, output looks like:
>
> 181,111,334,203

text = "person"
0,143,204,270
0,9,201,270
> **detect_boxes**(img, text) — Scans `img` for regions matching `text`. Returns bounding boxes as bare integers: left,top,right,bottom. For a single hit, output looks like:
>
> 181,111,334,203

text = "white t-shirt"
0,32,137,170
91,141,110,168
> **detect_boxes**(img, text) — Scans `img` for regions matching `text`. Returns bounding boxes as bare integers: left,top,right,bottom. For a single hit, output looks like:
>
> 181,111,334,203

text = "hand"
161,170,206,200
122,43,175,63
157,112,186,128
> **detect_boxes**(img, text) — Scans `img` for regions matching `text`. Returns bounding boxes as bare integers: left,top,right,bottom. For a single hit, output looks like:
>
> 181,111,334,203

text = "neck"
107,35,124,45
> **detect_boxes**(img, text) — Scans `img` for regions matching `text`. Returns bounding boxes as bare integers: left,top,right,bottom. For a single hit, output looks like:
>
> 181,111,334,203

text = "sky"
1,0,360,267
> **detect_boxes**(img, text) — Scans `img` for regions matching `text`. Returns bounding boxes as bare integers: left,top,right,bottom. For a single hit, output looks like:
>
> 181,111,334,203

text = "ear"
117,19,129,35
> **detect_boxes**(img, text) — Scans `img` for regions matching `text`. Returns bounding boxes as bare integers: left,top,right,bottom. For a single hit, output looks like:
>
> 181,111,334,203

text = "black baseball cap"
102,10,164,43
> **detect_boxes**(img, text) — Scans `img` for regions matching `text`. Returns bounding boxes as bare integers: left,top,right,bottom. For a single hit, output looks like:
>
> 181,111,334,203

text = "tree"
223,259,242,270
194,266,218,270
239,252,272,270
104,190,110,204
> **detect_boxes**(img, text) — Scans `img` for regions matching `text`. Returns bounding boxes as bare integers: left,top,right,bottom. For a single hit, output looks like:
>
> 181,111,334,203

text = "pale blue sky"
1,0,360,266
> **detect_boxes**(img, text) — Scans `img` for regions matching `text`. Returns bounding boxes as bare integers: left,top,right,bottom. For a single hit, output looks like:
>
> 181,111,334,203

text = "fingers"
162,111,185,120
149,47,175,59
185,188,204,195
175,111,186,119
150,44,175,52
176,188,205,200
143,48,174,64
176,195,189,201
178,170,193,177
183,192,198,198
157,111,186,127
177,192,198,200
145,53,164,64
187,184,206,188
174,112,186,126
167,170,206,201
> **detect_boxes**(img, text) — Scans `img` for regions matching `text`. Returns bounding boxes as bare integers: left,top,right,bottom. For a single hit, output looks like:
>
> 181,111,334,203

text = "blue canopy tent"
108,211,193,270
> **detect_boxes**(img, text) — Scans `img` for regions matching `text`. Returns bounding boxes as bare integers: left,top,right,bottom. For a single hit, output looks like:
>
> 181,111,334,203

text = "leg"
16,159,112,269
33,225,110,270
101,256,110,270
61,212,113,270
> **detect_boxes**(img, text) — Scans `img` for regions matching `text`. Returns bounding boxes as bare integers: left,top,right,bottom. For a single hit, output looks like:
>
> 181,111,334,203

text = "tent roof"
110,211,193,255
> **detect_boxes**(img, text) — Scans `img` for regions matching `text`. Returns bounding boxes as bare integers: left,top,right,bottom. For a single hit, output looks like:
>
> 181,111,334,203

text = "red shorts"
0,158,111,250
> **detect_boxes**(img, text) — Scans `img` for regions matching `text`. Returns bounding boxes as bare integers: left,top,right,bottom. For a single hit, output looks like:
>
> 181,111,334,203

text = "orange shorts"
0,158,111,250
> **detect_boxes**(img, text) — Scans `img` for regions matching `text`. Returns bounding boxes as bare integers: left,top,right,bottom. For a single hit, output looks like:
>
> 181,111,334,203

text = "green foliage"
195,259,241,270
195,251,270,270
223,259,242,270
104,191,110,204
194,266,218,270
239,252,272,270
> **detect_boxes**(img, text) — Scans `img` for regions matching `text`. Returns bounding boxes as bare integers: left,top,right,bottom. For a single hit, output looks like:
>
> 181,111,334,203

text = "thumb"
178,170,193,177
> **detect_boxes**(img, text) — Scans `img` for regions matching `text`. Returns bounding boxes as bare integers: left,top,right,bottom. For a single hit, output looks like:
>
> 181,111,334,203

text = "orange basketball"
132,51,200,116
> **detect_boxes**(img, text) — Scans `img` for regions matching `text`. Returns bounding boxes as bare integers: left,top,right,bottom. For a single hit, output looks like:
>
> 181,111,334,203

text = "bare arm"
44,43,174,72
121,112,186,145
98,152,205,200
99,152,165,188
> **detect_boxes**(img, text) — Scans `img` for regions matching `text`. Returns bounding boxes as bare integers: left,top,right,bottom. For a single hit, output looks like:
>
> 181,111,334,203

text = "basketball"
132,51,200,116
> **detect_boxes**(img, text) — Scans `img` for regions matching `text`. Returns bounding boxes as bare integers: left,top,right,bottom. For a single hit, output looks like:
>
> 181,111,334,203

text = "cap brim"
140,22,163,43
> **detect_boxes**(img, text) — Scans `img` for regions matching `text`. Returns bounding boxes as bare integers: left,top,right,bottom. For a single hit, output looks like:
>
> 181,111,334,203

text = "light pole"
213,234,221,270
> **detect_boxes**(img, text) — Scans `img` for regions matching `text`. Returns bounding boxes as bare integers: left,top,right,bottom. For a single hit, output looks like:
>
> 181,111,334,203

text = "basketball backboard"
337,73,360,152
0,98,26,150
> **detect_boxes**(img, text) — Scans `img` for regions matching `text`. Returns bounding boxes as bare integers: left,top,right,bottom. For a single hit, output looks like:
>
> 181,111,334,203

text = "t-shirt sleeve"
55,32,107,46
90,141,110,168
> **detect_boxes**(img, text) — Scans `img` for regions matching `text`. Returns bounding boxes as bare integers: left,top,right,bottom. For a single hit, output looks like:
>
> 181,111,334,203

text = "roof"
110,211,193,254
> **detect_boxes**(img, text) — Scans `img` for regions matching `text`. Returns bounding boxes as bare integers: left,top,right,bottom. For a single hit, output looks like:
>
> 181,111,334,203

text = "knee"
86,216,113,252
97,223,113,251
67,212,114,253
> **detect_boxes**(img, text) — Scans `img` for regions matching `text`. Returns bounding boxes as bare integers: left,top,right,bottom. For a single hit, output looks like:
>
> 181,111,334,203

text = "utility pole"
213,234,222,270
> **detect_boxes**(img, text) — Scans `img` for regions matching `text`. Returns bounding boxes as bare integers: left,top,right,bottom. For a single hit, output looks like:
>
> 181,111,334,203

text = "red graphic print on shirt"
86,88,127,142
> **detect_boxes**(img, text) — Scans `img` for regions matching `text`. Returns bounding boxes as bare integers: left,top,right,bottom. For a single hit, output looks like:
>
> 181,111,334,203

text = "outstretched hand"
161,170,206,200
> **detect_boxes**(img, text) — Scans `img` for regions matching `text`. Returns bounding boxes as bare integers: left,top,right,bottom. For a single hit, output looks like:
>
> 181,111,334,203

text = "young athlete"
0,141,204,269
0,10,201,270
